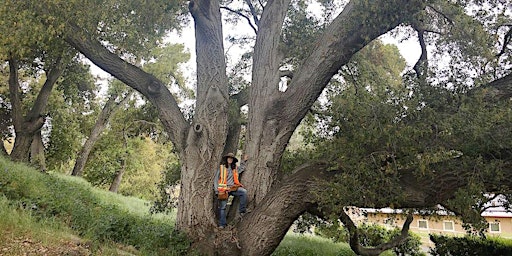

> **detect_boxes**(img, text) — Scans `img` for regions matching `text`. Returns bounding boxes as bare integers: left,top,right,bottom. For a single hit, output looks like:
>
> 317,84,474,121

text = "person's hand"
242,154,249,161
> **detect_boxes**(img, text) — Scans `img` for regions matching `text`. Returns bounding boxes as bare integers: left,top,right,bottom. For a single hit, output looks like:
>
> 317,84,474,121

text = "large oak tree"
18,0,512,255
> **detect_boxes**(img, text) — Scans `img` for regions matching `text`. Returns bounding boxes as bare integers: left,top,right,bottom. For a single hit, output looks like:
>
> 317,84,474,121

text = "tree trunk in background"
72,93,131,177
30,131,46,172
109,160,126,193
8,55,63,163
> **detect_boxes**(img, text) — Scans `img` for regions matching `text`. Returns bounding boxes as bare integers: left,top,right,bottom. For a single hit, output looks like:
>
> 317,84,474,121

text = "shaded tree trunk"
8,55,64,163
30,131,46,172
109,160,126,193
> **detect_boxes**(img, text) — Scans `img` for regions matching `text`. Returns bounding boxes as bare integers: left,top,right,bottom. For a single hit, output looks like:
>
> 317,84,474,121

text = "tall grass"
0,156,187,256
0,194,68,244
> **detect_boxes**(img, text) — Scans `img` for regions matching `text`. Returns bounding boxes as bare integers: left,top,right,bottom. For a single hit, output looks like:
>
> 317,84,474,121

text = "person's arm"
238,154,249,175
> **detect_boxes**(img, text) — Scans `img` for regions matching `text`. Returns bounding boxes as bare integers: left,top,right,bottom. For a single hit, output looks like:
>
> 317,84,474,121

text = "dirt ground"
0,233,92,256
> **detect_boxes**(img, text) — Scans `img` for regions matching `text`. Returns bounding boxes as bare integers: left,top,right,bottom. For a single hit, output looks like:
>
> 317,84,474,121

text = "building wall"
363,212,512,239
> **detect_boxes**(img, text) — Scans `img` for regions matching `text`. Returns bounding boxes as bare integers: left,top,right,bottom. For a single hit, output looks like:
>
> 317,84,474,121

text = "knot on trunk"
147,80,161,95
194,123,203,133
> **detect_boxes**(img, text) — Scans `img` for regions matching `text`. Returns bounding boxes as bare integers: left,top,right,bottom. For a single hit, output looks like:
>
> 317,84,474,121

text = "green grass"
0,156,186,256
273,233,358,256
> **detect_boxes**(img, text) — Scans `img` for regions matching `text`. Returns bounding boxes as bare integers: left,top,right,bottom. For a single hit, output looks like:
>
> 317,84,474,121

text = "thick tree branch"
239,161,336,256
8,56,22,129
231,87,249,108
63,22,189,151
475,72,512,102
244,0,294,204
340,210,413,256
426,4,454,25
497,26,512,57
279,69,293,79
250,0,292,105
28,56,64,119
413,27,428,80
277,0,426,131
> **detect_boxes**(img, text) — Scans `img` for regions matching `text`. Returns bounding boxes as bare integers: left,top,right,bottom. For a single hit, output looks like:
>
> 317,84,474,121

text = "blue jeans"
219,187,247,227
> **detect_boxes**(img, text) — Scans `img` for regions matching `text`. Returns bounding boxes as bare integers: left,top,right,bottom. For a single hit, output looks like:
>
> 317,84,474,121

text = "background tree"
15,0,512,255
70,83,133,177
0,0,91,167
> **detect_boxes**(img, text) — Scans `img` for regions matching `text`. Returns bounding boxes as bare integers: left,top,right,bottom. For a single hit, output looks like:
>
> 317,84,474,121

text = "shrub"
316,222,425,256
430,234,512,256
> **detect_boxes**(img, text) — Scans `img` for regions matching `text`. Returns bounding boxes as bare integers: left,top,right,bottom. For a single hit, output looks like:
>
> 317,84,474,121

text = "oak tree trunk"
109,161,126,193
8,55,63,163
30,131,46,172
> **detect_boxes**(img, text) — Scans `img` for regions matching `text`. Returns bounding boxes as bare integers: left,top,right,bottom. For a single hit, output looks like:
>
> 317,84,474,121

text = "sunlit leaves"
1,0,187,60
143,43,192,100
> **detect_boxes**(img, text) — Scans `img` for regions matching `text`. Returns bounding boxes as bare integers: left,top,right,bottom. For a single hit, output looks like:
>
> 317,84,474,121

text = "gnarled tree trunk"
8,55,63,163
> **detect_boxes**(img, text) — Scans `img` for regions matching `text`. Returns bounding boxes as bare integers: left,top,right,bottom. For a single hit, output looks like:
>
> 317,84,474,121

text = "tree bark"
30,131,46,172
109,160,126,193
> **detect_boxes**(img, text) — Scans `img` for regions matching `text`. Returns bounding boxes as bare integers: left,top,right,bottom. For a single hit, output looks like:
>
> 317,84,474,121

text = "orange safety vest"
218,165,242,192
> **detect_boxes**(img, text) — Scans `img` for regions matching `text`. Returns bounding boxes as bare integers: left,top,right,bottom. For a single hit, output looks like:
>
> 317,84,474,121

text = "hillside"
0,155,183,256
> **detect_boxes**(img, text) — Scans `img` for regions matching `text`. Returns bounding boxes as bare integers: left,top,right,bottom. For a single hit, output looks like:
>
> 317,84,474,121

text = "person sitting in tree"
214,152,248,228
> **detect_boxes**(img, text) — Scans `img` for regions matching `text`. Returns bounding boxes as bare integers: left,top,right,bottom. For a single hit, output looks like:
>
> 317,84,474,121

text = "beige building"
348,205,512,248
358,208,512,238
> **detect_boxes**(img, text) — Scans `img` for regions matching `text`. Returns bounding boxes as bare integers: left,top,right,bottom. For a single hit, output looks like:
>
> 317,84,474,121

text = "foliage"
281,0,325,67
297,36,512,228
429,234,512,256
151,159,182,214
144,43,193,100
46,60,99,171
315,222,425,256
0,0,187,60
0,155,191,255
82,96,175,200
119,138,175,200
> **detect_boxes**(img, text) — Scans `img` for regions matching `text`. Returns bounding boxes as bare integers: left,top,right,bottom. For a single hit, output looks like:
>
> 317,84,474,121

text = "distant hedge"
430,234,512,256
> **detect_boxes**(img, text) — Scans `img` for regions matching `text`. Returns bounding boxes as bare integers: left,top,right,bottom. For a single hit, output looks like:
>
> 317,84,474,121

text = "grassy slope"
0,156,354,256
